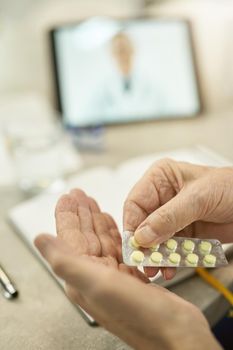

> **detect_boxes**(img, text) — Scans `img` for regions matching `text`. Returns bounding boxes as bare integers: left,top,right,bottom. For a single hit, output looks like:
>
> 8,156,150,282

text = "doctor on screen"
86,31,164,123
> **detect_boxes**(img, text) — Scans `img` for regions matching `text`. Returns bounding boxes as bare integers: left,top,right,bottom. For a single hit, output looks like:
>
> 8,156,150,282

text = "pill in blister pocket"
203,254,216,266
182,239,195,253
150,252,163,264
129,236,140,249
122,231,228,268
199,241,212,254
166,239,177,251
168,253,181,265
130,250,145,263
185,253,199,266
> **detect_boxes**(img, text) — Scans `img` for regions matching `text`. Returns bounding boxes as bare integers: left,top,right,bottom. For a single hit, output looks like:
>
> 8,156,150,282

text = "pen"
0,264,18,299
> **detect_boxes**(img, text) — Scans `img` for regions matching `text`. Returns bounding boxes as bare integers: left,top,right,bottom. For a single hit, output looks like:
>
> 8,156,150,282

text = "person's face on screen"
111,33,134,76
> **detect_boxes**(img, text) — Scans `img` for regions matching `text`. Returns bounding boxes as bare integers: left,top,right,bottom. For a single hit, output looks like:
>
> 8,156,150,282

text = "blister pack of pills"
122,231,228,268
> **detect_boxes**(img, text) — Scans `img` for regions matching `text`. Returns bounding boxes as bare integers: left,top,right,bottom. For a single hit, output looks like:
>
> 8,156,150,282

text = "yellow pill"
166,239,177,251
185,253,199,266
199,241,212,254
149,243,160,252
130,250,144,263
150,252,163,264
203,254,216,266
129,236,140,249
182,240,195,253
168,253,181,265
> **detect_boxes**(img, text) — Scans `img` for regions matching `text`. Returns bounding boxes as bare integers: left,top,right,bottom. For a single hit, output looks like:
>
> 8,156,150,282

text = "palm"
55,189,149,283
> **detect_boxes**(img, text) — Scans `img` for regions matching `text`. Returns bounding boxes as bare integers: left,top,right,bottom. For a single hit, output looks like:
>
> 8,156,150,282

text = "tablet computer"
50,17,202,127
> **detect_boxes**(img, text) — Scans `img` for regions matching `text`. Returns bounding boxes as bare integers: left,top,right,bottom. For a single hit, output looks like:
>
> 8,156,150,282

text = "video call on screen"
52,17,201,127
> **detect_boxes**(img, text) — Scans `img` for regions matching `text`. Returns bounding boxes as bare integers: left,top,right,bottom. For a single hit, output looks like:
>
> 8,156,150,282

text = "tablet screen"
51,17,201,127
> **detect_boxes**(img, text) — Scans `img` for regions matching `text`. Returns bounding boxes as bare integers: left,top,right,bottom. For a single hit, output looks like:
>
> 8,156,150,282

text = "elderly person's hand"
35,189,221,350
124,159,233,278
43,189,150,282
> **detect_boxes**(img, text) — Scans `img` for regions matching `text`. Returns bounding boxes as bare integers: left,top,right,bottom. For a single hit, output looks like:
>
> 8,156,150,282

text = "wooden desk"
0,110,233,350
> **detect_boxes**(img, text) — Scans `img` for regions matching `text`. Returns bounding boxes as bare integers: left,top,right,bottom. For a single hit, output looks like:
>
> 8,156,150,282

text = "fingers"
87,197,119,258
56,190,102,256
35,234,147,300
143,266,176,280
69,190,94,234
161,267,177,280
35,233,77,256
69,190,101,255
55,193,88,255
134,182,203,247
35,234,211,350
87,195,101,214
103,213,122,262
143,266,160,278
34,234,102,292
56,189,121,260
91,211,117,257
123,159,180,232
123,177,159,232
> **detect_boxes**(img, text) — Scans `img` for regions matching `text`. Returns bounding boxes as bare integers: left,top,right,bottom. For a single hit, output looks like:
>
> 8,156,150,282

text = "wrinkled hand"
124,159,233,278
50,189,150,282
34,189,221,350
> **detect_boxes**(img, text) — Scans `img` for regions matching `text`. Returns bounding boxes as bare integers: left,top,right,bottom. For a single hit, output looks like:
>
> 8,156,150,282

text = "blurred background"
0,0,233,189
0,1,233,349
0,0,232,111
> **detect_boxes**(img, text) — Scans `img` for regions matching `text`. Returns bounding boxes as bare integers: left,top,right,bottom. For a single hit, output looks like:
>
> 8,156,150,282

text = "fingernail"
135,225,157,245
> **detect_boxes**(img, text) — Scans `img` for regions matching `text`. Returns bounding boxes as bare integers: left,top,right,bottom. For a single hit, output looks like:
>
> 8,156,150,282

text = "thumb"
134,186,202,247
34,234,102,293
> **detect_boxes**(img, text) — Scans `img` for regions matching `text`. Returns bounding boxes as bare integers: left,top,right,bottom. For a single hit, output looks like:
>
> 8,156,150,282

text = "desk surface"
1,110,233,350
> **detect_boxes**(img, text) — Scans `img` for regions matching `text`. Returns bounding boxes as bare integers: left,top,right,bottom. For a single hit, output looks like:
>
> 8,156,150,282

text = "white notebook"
8,146,232,323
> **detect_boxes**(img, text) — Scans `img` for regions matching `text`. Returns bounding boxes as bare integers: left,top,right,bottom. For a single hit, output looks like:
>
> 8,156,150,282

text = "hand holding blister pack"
122,231,228,268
